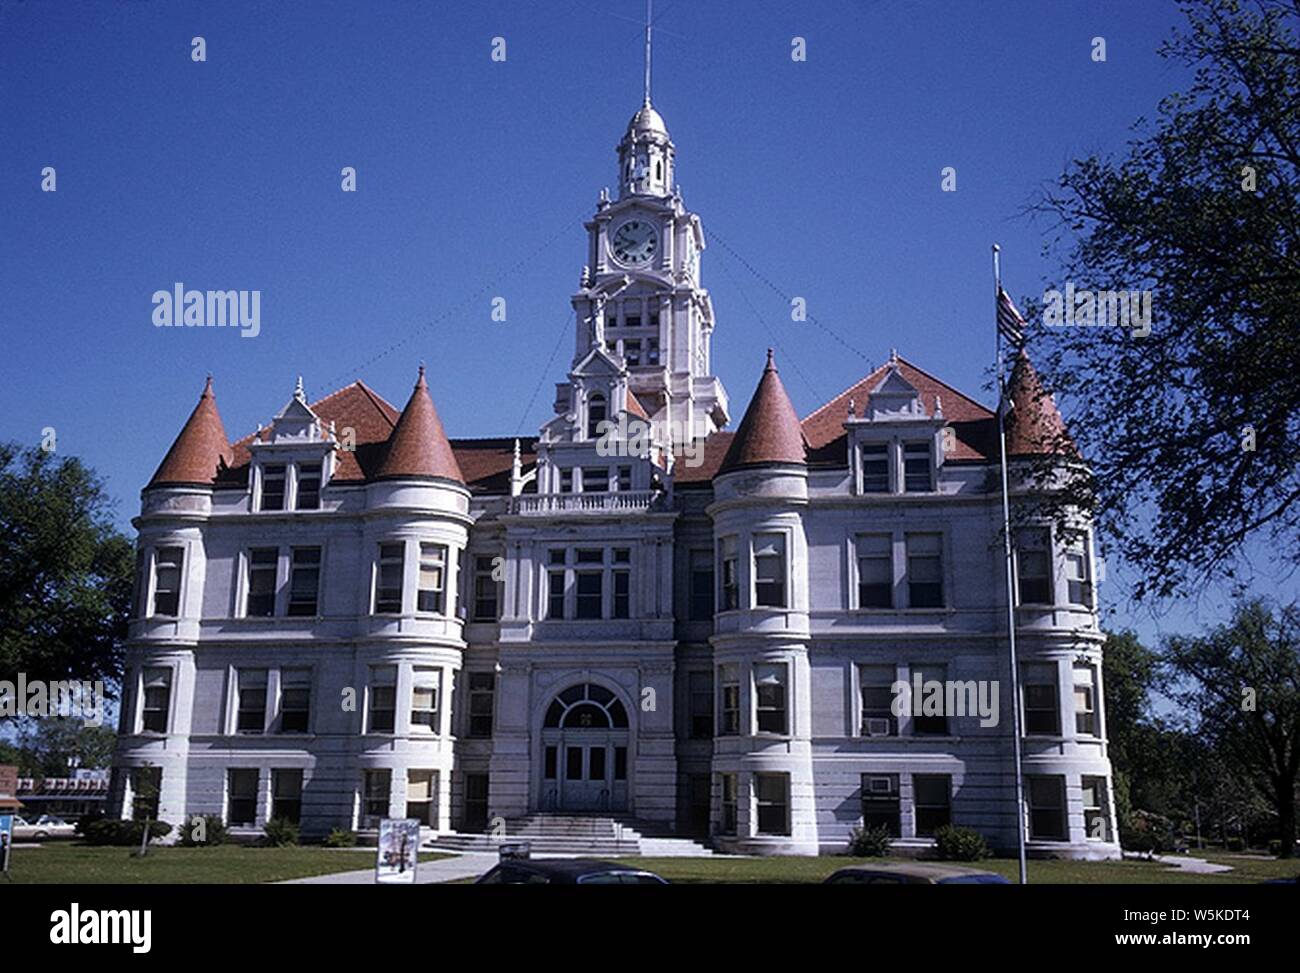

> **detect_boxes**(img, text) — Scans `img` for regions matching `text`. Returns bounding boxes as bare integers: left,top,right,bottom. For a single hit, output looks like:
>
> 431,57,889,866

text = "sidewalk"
280,851,497,885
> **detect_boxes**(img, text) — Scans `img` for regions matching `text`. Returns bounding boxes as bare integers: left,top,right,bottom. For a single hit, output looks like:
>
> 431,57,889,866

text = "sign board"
375,818,421,885
0,813,13,874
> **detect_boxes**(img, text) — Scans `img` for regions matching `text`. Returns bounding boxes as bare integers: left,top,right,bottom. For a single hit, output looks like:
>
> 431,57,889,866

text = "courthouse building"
110,98,1119,858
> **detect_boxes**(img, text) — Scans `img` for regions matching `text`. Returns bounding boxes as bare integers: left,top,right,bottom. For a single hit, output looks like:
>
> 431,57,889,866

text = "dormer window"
261,465,286,511
296,463,321,509
587,394,607,439
903,442,933,492
861,444,890,492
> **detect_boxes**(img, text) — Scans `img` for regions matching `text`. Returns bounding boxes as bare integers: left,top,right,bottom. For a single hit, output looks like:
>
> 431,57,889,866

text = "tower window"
647,338,660,365
625,314,641,328
151,547,184,617
625,340,642,367
587,393,607,439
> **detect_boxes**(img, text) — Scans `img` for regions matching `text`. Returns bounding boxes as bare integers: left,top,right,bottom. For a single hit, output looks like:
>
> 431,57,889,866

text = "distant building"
17,770,110,819
110,99,1118,859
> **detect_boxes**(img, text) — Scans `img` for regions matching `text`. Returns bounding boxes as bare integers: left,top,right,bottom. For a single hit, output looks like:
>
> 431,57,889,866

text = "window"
575,570,602,619
647,337,660,365
367,666,396,733
472,556,499,621
130,767,161,822
140,668,171,733
688,671,713,739
754,663,788,734
467,672,495,738
581,467,608,493
260,464,286,511
362,769,391,827
755,774,790,836
1015,527,1052,605
587,394,606,439
407,770,436,826
1027,776,1066,840
612,566,630,618
1065,546,1091,606
236,669,268,734
861,774,900,836
280,669,311,733
903,441,932,492
1074,664,1097,736
910,664,947,735
906,533,943,608
411,667,440,732
288,547,320,616
151,547,183,617
375,543,404,614
720,537,739,610
857,534,893,609
245,548,278,617
753,534,787,608
625,313,641,329
913,774,952,836
1022,663,1059,735
547,567,566,619
859,665,896,736
625,340,641,366
689,549,714,620
417,543,447,614
861,443,890,492
272,769,302,824
296,463,321,510
227,769,258,826
616,466,632,491
719,664,740,736
1082,776,1110,841
720,774,738,834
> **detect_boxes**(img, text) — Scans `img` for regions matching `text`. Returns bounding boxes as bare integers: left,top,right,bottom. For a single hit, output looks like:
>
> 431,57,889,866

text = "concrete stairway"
426,813,715,857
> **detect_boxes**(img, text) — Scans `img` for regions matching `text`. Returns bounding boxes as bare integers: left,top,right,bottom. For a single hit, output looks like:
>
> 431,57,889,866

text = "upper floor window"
559,468,574,493
288,547,320,616
150,547,183,617
1015,528,1052,605
859,665,896,737
140,667,172,733
616,466,632,492
1022,663,1059,735
754,663,788,734
1065,544,1092,606
1074,664,1098,736
910,664,948,735
280,669,311,733
689,549,714,620
296,463,322,510
587,394,607,439
856,534,893,609
411,667,441,732
753,534,787,608
374,543,405,614
260,465,286,511
612,548,631,619
647,337,660,366
688,671,713,739
472,556,500,621
246,548,278,617
581,467,608,493
467,672,495,738
905,533,944,608
720,537,739,611
367,666,397,733
903,442,932,492
625,340,642,367
718,664,740,736
236,669,268,734
861,444,890,492
545,547,631,620
417,543,447,614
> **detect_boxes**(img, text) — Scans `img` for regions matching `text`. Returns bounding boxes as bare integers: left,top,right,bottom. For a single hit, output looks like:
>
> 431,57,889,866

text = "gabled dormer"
248,378,337,512
845,353,946,495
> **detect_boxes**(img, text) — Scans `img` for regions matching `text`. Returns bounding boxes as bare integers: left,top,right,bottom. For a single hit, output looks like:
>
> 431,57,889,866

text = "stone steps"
425,813,716,857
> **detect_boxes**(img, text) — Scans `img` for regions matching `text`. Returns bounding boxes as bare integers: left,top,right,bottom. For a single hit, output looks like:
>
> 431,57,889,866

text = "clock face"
611,220,658,266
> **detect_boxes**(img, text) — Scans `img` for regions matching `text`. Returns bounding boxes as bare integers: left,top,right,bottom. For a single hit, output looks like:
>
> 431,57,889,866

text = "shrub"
1226,837,1244,852
323,828,358,848
74,810,105,838
178,815,229,847
847,823,893,857
932,825,991,862
263,817,300,847
82,819,175,847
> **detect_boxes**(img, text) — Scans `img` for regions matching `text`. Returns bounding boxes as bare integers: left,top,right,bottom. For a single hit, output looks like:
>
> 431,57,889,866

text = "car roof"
833,862,1000,879
504,858,629,876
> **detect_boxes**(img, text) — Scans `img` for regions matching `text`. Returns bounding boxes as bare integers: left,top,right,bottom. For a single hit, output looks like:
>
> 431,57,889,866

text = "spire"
643,0,653,107
374,366,465,483
294,375,305,403
718,349,806,474
148,376,233,487
1003,351,1077,457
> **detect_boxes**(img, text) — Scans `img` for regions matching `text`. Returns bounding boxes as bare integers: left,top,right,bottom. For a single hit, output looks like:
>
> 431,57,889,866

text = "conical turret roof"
148,376,233,488
374,366,465,483
718,350,806,474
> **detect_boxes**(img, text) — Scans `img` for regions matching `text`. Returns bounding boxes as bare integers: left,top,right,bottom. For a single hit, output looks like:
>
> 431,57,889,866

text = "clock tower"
561,99,729,450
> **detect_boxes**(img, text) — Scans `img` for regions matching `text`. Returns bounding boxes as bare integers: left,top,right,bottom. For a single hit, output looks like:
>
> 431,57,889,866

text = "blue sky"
0,0,1288,652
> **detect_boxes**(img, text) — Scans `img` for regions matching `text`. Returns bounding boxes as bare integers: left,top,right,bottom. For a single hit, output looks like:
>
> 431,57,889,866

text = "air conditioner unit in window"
867,776,895,795
864,718,893,737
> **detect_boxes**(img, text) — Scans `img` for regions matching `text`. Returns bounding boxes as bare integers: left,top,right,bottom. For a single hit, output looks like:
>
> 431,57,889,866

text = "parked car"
476,858,669,884
824,862,1010,884
11,815,78,841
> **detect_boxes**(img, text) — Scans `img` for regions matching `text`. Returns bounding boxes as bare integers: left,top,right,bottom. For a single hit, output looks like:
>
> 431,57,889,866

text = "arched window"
587,393,607,439
543,683,629,729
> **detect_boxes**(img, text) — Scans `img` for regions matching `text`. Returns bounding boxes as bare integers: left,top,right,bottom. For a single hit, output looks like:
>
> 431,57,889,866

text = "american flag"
996,287,1026,348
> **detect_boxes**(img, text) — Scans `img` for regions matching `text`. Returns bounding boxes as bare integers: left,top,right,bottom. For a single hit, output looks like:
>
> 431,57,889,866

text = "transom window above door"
544,683,629,729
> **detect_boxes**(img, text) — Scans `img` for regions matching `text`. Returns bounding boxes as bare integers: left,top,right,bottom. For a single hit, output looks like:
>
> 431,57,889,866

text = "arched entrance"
540,683,630,812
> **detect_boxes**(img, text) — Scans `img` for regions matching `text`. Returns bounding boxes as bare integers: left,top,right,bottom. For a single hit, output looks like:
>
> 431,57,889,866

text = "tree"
1161,598,1300,856
1030,0,1300,599
8,717,117,776
0,443,135,696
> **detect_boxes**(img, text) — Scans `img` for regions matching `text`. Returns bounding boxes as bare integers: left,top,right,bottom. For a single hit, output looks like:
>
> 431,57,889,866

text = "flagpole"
993,243,1029,886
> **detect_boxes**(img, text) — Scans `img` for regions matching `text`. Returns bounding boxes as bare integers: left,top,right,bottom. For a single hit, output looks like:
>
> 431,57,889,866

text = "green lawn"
2,844,450,884
601,853,1300,885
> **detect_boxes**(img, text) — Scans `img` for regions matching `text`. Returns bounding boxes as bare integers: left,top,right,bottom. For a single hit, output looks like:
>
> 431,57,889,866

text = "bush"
263,817,300,847
74,810,104,837
847,823,893,857
1226,837,1244,852
82,818,175,847
178,815,229,847
932,825,991,862
323,828,358,848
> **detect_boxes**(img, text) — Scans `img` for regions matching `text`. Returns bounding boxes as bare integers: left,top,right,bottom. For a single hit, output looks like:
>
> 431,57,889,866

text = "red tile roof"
148,377,233,488
451,437,538,494
625,391,651,422
719,350,807,473
800,356,998,464
675,432,735,484
1004,351,1077,458
374,367,465,483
